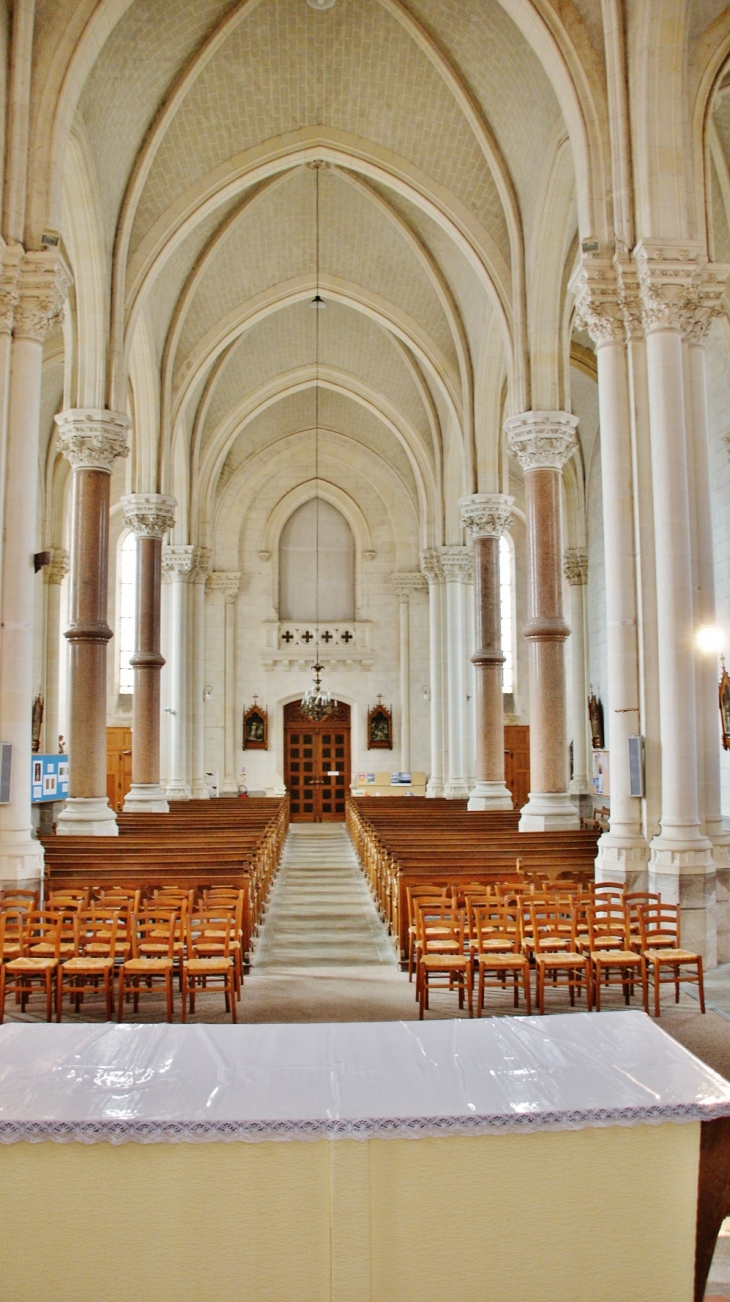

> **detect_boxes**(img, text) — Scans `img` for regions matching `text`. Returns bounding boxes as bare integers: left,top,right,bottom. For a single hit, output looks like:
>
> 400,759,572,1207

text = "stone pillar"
393,573,427,774
0,254,68,876
163,545,194,800
420,550,445,797
120,494,176,812
506,412,579,830
563,550,591,819
191,548,212,799
42,548,69,755
439,546,472,799
459,493,514,810
207,572,241,795
635,242,716,960
55,409,130,836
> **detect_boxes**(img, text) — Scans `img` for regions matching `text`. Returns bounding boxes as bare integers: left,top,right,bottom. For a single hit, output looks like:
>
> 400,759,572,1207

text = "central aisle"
253,824,396,968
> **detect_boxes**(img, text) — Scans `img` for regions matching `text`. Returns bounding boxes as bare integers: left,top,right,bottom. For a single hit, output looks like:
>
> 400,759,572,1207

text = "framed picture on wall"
367,697,392,750
720,659,730,752
243,698,268,750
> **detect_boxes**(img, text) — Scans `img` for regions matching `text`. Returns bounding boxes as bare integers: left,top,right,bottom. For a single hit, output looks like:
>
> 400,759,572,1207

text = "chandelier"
300,164,337,724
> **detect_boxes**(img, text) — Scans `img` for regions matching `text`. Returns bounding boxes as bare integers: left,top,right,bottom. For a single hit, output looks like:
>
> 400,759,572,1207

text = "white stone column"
207,572,240,795
439,546,472,799
506,412,579,830
563,550,591,816
42,548,69,755
56,409,130,836
163,545,194,800
0,256,68,877
420,550,445,797
572,262,648,879
190,549,212,799
121,495,176,812
459,494,514,810
393,573,427,775
635,242,716,960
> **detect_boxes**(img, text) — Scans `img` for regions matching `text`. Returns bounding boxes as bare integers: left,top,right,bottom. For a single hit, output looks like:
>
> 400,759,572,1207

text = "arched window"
118,531,136,692
279,499,355,622
500,534,514,694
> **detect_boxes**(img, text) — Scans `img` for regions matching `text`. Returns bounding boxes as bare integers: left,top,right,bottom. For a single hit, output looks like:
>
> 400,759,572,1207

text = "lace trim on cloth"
3,1101,730,1146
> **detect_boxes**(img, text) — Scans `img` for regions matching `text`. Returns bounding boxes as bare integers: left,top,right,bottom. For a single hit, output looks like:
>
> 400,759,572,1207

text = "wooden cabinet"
504,725,530,812
106,727,132,812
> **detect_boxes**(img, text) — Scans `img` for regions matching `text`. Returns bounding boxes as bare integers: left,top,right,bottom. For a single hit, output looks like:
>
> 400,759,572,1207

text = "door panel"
504,725,530,811
284,703,351,823
106,727,132,813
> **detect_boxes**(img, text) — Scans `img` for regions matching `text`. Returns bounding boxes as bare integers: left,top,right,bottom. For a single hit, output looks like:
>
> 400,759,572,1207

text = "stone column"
55,409,130,836
42,548,69,755
572,262,647,878
439,546,472,799
635,241,716,960
459,493,514,810
505,412,579,830
190,548,212,799
120,494,176,812
207,572,241,795
420,549,445,797
392,573,427,774
162,545,195,800
563,549,592,819
0,253,68,876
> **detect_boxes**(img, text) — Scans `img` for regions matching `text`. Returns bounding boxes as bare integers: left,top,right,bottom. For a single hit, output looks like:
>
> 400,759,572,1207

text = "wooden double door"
284,701,351,822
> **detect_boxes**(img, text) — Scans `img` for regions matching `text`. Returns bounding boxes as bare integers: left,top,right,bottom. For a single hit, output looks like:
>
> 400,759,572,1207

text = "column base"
519,792,579,831
0,835,44,888
649,835,717,965
444,780,471,800
190,782,211,800
426,778,444,798
56,798,118,836
595,834,648,891
467,781,514,811
166,781,191,801
123,784,169,813
710,832,730,964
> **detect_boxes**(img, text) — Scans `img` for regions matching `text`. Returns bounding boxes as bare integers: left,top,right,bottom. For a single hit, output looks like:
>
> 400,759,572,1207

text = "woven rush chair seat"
58,915,120,1021
0,912,62,1023
118,913,176,1022
418,909,472,1019
182,914,237,1023
639,904,705,1017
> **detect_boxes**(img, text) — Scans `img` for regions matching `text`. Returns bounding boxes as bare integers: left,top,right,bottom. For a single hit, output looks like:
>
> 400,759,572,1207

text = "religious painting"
587,690,604,750
367,697,392,750
242,699,268,750
720,659,730,752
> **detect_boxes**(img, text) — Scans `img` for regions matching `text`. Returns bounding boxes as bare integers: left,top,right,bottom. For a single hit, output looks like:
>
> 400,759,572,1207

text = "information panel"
31,754,69,804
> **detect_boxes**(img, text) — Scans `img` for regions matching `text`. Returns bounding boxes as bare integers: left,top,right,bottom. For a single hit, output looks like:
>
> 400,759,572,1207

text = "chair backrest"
587,903,630,950
472,904,520,954
0,910,23,959
407,884,447,928
74,912,119,958
530,903,576,953
186,912,232,959
639,902,680,948
625,892,661,931
420,908,465,955
131,912,177,959
0,892,37,912
593,881,625,901
22,910,61,958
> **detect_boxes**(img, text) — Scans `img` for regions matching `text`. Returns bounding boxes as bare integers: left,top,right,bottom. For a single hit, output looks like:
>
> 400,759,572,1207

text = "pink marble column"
505,412,579,830
120,494,176,812
55,410,130,836
459,493,514,810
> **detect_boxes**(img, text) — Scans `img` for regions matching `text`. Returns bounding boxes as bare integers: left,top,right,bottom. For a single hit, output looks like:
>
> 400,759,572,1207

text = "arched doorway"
284,701,351,823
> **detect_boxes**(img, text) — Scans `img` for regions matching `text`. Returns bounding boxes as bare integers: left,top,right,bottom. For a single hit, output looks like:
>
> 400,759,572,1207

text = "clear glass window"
119,531,136,692
500,534,513,694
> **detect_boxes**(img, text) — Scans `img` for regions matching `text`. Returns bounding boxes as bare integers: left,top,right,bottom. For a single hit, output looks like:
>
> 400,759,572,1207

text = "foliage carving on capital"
162,544,196,579
56,409,130,472
190,547,212,583
43,547,69,586
419,548,443,584
393,571,428,600
14,251,72,342
564,548,588,586
505,411,579,472
680,266,730,344
632,240,712,336
121,493,176,540
439,545,473,584
206,570,241,600
570,261,624,346
459,493,514,539
0,245,22,336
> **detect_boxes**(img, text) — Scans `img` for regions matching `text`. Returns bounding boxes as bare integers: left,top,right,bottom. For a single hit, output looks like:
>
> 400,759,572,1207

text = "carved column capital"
162,544,196,580
505,411,579,471
564,548,588,586
420,548,444,584
121,493,176,540
14,251,72,342
190,547,212,583
43,547,69,586
0,243,22,336
439,545,473,585
393,571,428,601
680,266,730,344
570,259,625,346
56,408,130,473
459,492,514,539
206,570,241,600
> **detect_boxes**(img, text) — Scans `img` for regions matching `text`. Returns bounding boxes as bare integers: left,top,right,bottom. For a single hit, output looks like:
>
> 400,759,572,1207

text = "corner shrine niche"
367,697,392,749
243,699,268,750
279,499,355,622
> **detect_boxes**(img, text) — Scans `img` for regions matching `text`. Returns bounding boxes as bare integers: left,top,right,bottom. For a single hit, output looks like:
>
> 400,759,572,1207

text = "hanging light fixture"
301,164,337,723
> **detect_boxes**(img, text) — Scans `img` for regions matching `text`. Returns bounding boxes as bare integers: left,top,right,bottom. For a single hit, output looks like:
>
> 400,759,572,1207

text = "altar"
1,1012,729,1302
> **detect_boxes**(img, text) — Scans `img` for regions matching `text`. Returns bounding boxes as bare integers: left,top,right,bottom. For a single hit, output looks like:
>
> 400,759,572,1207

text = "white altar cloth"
1,1009,729,1143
